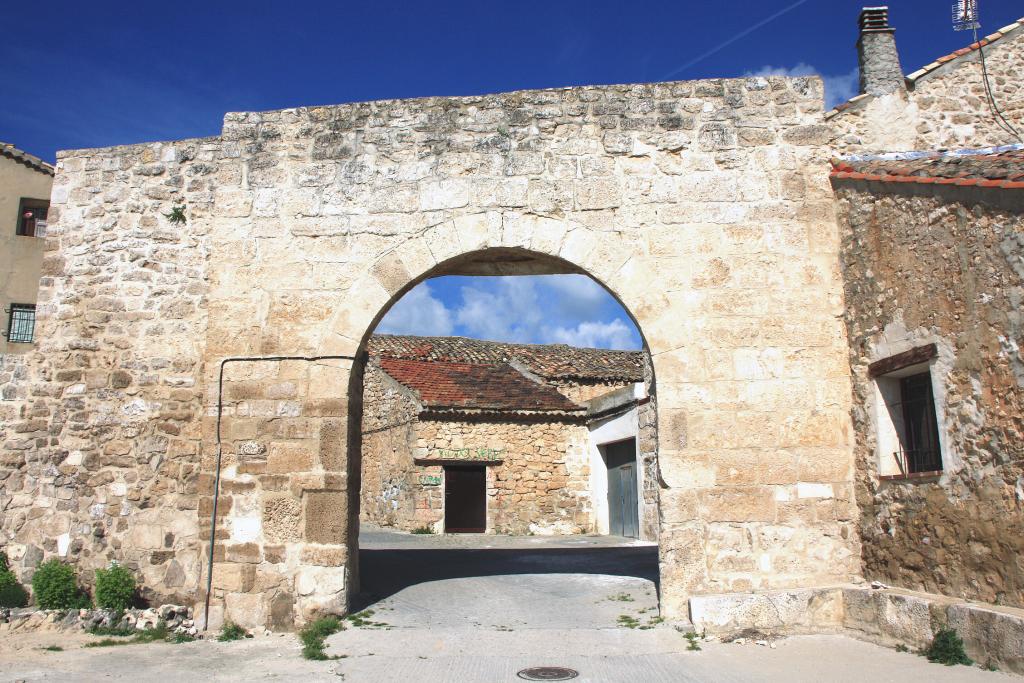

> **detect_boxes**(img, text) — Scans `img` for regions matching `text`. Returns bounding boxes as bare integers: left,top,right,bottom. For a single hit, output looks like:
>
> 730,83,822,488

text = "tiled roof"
906,18,1024,83
830,147,1024,189
378,357,585,414
369,334,644,382
0,142,55,176
828,16,1024,116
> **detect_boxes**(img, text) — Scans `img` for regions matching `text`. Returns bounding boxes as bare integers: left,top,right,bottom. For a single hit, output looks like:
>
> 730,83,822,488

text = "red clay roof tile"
369,334,644,382
378,357,585,413
830,149,1024,189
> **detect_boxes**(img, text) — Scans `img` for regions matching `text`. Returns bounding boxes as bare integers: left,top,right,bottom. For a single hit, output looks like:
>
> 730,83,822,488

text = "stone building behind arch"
360,334,657,538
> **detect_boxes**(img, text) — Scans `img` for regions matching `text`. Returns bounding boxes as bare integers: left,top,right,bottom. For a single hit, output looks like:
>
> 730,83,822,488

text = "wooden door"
605,439,639,539
444,466,486,533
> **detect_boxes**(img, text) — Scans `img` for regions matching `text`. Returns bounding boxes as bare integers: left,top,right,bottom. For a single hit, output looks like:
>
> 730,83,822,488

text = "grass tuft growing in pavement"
617,614,640,629
346,609,388,629
684,632,702,651
84,638,133,648
299,616,346,660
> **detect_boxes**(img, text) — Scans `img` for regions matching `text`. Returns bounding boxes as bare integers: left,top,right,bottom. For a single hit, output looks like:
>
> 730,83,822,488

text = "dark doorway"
444,465,486,533
605,439,639,539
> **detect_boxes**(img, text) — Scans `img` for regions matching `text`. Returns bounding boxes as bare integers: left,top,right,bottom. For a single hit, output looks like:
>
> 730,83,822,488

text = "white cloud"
548,319,637,350
744,63,859,110
377,274,642,350
544,274,610,319
455,277,545,343
377,283,454,336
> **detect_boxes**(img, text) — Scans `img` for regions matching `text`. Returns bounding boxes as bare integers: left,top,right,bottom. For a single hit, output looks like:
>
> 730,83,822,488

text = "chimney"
857,7,906,96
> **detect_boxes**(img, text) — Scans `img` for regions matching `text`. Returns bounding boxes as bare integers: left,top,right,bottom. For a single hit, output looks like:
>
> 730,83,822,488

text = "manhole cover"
517,667,579,681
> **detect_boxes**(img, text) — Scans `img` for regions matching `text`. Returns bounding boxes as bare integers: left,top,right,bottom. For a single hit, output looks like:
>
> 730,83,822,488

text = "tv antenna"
952,0,980,31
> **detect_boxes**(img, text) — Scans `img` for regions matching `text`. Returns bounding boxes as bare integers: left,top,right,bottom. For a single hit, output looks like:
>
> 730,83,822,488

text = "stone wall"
416,418,592,534
359,361,424,528
0,138,218,605
835,181,1024,608
830,26,1024,153
637,398,660,540
1,74,858,627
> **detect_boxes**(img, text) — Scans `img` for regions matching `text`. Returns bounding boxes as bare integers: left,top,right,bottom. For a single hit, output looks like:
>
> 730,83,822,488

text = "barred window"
869,344,944,479
6,304,36,343
892,372,943,474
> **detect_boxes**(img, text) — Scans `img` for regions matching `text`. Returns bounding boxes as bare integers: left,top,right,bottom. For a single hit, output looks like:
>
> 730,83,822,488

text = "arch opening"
343,248,662,625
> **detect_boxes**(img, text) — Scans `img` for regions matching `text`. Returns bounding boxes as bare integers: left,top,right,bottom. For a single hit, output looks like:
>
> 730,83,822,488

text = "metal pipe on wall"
203,354,356,631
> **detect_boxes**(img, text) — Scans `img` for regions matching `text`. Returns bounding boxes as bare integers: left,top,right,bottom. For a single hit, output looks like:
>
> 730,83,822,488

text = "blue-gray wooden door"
605,439,639,539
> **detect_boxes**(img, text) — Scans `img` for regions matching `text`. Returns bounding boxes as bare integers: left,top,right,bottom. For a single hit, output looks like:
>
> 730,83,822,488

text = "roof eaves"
0,142,55,176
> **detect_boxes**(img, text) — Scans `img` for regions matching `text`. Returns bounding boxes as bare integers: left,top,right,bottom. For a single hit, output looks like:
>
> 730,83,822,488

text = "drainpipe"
203,354,356,631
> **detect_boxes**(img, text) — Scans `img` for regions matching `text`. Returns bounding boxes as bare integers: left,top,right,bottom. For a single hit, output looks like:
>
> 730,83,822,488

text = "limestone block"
225,591,267,630
574,178,621,210
267,590,296,631
370,251,412,297
947,603,1024,674
263,497,301,542
266,443,315,474
214,188,253,217
212,563,256,592
699,487,776,523
318,419,347,472
304,491,347,544
394,235,438,280
689,588,844,633
295,565,346,602
300,544,347,567
453,211,502,253
876,592,937,645
420,179,470,210
126,524,165,550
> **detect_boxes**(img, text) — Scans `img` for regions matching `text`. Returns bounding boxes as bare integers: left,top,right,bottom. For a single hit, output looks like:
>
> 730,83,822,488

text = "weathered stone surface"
0,73,866,629
304,491,346,544
837,185,1024,609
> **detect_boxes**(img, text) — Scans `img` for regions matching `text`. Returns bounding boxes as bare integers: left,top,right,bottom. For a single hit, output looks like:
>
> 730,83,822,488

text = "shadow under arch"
342,246,661,611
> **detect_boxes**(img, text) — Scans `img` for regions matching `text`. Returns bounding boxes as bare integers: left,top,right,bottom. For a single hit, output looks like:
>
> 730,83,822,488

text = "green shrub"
31,559,89,610
925,627,973,666
0,552,29,608
299,615,345,660
411,526,435,535
94,563,136,611
218,621,251,642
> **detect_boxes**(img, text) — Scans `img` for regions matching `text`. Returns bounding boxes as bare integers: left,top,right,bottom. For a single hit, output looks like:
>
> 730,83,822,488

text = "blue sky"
5,1,1021,349
378,275,643,350
5,1,1021,163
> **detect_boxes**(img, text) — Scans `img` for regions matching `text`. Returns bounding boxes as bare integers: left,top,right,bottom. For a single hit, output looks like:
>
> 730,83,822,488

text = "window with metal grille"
893,372,943,474
6,304,36,343
869,345,945,478
16,198,49,237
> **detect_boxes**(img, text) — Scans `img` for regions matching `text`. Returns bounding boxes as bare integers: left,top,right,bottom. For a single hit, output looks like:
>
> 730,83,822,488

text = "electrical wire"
972,23,1023,143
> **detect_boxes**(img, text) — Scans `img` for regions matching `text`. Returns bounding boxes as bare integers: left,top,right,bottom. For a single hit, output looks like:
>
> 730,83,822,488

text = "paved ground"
1,528,1016,681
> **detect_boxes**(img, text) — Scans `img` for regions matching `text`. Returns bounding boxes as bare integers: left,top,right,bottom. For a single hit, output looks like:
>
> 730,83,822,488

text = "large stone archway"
1,76,860,630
